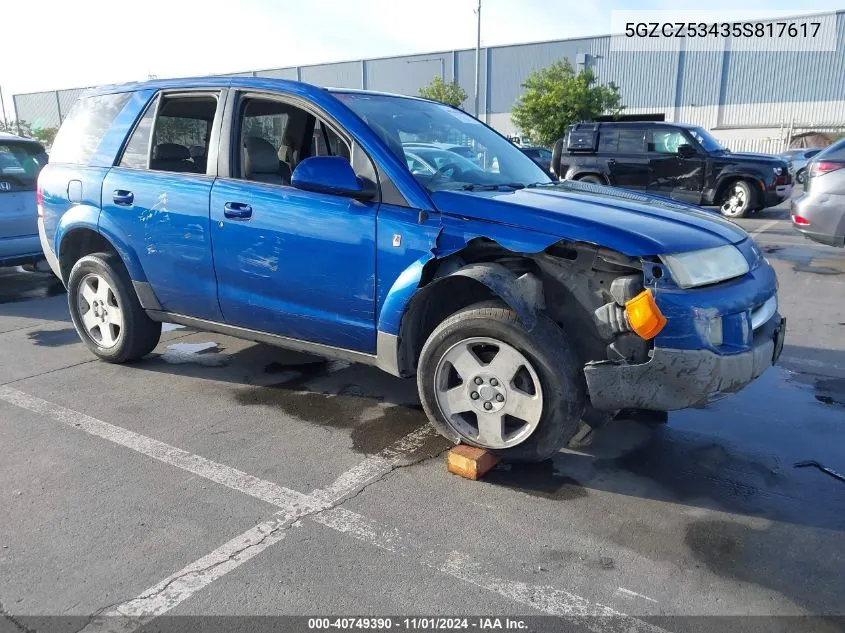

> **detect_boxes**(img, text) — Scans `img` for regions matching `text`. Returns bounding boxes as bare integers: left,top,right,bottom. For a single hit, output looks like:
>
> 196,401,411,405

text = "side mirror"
677,144,696,158
291,156,374,201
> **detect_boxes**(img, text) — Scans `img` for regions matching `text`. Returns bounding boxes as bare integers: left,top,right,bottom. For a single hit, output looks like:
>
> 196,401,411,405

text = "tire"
578,174,605,185
719,180,754,218
417,301,585,462
67,252,162,363
796,169,806,185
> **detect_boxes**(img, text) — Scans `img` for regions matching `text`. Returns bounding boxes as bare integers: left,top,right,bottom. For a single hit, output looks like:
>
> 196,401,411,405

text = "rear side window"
0,142,48,191
598,128,618,152
617,128,645,153
119,93,218,173
50,93,132,164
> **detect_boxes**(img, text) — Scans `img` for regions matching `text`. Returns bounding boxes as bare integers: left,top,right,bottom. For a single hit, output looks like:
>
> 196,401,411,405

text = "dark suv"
552,122,792,218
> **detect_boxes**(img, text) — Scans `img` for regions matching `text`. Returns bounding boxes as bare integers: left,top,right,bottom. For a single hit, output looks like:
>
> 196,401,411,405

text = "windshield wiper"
462,183,526,191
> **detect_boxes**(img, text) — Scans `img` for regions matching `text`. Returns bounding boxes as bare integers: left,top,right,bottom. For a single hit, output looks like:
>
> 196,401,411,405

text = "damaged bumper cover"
584,312,786,411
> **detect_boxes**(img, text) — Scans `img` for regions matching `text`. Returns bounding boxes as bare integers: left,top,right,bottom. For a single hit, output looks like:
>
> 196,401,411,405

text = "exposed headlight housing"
660,245,750,289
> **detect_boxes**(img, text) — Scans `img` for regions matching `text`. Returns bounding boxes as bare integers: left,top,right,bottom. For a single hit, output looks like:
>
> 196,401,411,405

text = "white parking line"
0,386,665,633
750,219,781,236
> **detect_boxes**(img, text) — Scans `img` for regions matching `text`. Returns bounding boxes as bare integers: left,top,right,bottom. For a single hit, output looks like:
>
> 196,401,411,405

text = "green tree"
0,119,33,137
511,59,624,147
418,76,468,109
32,126,59,146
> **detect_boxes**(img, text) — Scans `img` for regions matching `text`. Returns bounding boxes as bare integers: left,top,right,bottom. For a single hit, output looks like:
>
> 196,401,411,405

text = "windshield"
689,127,726,153
336,93,552,191
0,142,48,191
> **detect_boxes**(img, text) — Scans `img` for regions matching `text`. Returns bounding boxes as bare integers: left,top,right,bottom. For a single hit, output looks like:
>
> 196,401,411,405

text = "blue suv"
38,77,785,460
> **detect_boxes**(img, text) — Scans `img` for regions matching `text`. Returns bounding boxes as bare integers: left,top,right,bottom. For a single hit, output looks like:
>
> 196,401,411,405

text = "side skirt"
146,310,380,368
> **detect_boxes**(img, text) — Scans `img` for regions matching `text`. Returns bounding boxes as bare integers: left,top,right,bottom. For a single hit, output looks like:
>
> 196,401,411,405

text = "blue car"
38,77,785,460
1,133,49,268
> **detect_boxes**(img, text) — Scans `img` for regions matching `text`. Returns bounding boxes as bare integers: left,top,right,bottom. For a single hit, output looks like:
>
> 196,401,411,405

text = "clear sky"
2,0,842,119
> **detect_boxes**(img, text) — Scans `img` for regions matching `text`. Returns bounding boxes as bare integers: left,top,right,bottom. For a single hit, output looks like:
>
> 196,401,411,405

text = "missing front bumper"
584,315,785,411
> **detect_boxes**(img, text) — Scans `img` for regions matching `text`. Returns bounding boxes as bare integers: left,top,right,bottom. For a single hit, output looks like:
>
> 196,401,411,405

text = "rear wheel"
719,180,754,218
796,168,807,185
417,302,585,462
578,174,605,185
67,253,161,363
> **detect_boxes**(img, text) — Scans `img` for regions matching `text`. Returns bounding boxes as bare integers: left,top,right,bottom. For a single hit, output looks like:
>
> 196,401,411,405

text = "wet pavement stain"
160,342,229,367
760,244,845,276
813,378,845,409
601,430,784,507
485,461,586,500
235,361,447,456
26,328,80,347
0,271,65,304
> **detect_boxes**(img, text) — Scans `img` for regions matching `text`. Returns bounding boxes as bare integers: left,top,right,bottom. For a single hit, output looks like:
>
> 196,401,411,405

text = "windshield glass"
0,142,48,190
689,127,726,152
336,93,552,191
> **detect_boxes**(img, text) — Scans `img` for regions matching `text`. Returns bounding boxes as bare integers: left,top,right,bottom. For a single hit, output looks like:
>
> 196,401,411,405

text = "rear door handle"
607,158,616,165
113,190,134,206
223,202,253,220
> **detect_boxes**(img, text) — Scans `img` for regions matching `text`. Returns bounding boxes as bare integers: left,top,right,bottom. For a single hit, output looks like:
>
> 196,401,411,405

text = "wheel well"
396,275,498,377
59,229,118,283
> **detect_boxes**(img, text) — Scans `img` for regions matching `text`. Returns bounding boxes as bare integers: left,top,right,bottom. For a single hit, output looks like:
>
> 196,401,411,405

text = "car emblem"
0,181,11,192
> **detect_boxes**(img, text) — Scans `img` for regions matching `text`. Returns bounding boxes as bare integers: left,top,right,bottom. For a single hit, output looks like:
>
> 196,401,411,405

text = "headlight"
660,245,750,289
773,167,783,176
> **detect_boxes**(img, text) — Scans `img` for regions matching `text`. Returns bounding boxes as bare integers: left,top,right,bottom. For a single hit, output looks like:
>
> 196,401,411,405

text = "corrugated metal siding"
255,67,298,80
301,61,361,89
455,49,486,114
366,52,454,96
487,39,591,113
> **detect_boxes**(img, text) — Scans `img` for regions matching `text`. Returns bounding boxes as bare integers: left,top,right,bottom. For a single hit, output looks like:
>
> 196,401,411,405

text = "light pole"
0,85,8,130
474,0,481,118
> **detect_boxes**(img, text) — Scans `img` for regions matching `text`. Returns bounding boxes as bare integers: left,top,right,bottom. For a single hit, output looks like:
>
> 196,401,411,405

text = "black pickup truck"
551,121,792,217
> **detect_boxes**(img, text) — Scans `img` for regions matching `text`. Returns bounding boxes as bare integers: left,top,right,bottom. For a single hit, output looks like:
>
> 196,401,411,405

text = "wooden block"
447,444,499,480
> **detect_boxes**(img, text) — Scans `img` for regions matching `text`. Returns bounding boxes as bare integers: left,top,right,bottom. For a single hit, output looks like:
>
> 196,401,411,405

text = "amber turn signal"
625,289,667,340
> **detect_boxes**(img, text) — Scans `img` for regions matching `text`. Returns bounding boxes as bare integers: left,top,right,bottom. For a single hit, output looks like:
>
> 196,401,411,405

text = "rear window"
817,138,845,161
50,93,132,164
0,142,48,191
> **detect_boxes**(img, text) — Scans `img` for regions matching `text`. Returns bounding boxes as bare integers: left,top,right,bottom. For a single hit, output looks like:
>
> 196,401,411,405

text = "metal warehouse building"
13,9,845,153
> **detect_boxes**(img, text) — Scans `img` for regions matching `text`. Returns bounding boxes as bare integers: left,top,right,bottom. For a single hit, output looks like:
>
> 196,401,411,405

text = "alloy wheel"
77,273,123,349
433,337,543,449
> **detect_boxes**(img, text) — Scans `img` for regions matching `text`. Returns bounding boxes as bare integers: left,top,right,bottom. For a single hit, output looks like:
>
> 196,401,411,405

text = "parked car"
791,137,845,247
780,148,824,185
39,78,785,460
403,146,487,180
403,141,478,165
519,146,553,173
553,122,792,218
1,133,49,268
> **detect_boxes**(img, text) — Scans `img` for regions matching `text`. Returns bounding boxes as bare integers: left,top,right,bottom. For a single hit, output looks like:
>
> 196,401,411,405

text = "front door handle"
607,158,616,166
223,202,253,220
113,190,134,206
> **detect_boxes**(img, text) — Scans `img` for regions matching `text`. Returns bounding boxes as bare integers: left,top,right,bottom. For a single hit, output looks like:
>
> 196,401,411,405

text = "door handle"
223,202,253,220
607,158,616,165
113,190,134,206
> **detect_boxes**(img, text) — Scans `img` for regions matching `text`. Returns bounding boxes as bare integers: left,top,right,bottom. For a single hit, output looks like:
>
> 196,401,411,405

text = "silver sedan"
791,138,845,247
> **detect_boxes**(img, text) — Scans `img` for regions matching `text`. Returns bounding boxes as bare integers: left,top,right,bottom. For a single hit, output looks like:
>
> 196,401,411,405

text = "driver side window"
648,128,689,154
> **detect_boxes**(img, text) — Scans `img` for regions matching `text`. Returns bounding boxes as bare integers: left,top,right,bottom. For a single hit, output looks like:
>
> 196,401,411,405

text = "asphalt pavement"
0,196,844,633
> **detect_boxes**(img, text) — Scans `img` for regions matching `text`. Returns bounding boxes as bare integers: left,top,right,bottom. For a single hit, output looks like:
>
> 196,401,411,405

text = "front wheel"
719,180,754,218
67,253,162,363
417,302,585,462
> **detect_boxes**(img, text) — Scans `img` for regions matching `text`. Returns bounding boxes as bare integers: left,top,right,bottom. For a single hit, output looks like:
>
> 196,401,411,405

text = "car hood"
716,151,786,165
430,183,748,256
